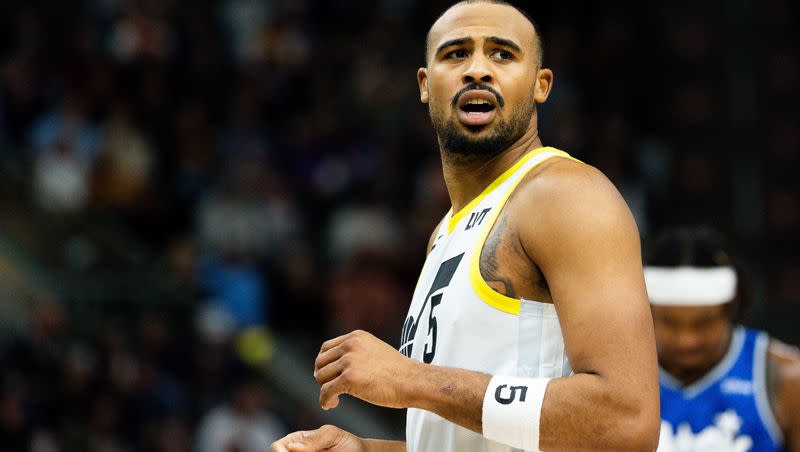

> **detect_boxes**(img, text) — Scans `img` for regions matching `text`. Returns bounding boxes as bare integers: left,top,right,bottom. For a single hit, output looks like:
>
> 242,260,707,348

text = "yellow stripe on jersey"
468,148,579,315
447,146,555,235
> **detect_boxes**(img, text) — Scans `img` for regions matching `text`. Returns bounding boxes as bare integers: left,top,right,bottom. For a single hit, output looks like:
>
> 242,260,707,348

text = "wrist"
399,358,427,409
482,375,551,451
362,438,405,452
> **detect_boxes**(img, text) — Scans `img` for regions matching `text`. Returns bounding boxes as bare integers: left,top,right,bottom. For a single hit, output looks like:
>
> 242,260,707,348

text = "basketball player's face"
652,305,733,377
418,3,552,158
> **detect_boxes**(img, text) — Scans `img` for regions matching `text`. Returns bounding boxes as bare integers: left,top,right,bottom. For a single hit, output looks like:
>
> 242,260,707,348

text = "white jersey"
401,147,576,452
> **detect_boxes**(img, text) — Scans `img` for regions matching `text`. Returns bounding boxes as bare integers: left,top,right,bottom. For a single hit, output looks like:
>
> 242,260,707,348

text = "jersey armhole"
411,211,452,300
754,333,785,446
428,212,450,254
468,150,577,316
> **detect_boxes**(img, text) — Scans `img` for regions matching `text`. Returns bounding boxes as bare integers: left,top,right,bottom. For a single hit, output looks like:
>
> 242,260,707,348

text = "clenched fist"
270,425,365,452
314,329,421,410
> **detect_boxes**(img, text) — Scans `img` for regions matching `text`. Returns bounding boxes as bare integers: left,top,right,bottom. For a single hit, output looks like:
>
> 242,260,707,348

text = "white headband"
644,266,737,306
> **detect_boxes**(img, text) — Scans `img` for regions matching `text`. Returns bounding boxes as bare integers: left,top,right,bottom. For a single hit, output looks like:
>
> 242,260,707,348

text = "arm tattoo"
480,216,518,298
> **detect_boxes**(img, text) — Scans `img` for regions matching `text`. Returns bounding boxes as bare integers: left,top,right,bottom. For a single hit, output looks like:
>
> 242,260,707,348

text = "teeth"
465,99,490,105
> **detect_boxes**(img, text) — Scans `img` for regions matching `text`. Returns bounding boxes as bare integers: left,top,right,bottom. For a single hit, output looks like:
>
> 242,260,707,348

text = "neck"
441,126,543,214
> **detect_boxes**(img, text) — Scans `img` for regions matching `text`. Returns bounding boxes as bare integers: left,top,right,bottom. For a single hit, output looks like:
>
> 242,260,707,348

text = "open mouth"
461,99,496,113
456,90,498,126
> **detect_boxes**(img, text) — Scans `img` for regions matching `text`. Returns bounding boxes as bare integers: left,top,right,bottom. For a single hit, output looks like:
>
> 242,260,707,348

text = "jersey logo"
465,208,491,230
720,378,754,395
400,253,464,360
658,410,753,452
494,384,528,404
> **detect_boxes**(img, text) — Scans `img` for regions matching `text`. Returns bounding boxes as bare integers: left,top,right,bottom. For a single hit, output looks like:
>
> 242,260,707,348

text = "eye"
492,49,514,60
444,48,469,60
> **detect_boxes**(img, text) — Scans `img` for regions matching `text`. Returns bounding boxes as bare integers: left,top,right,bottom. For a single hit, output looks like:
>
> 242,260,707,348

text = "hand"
270,425,366,452
314,329,420,410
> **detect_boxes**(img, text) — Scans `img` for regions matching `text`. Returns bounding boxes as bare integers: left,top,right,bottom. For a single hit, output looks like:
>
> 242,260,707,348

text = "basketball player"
645,228,800,452
271,1,660,450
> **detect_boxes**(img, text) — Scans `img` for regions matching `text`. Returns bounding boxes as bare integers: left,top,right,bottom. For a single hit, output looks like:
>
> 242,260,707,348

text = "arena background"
0,0,797,449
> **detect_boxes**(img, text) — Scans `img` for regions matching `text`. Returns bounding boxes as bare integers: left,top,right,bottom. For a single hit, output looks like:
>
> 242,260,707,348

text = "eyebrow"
435,37,471,56
487,36,523,54
434,36,523,57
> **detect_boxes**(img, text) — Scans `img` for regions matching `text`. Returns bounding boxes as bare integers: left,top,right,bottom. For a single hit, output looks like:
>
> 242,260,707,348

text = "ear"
417,67,429,104
533,68,554,103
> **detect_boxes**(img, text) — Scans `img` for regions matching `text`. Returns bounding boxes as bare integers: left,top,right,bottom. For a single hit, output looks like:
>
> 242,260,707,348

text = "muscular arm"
407,161,659,449
519,161,660,450
768,341,800,451
314,161,659,450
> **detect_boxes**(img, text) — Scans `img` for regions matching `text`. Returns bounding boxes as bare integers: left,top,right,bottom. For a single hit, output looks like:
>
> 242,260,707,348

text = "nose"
462,54,494,85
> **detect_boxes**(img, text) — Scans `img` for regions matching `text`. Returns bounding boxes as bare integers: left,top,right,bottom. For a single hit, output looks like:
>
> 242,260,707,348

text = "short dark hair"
425,0,544,67
647,227,751,322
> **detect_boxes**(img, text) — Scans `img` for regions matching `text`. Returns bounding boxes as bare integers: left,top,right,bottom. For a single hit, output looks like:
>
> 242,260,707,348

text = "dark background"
0,0,797,450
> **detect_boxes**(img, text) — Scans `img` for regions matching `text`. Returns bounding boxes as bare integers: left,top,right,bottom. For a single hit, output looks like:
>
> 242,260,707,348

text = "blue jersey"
658,327,783,451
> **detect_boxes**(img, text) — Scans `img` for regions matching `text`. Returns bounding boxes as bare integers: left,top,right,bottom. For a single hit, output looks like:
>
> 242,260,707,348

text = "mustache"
451,83,505,108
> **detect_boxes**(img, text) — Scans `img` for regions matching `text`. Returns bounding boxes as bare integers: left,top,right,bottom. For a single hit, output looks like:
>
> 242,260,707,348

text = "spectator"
195,373,285,452
92,101,156,212
108,1,173,63
29,95,98,213
0,0,796,448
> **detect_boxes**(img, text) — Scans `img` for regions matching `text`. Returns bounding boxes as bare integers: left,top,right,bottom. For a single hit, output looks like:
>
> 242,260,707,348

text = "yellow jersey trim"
446,147,555,235
468,148,579,315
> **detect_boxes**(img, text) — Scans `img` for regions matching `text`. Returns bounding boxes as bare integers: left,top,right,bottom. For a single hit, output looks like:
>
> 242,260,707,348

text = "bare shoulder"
508,157,639,254
519,157,627,209
767,338,800,433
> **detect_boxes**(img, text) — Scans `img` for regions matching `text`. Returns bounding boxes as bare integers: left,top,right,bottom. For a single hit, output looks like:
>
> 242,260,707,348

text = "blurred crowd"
0,0,796,450
1,295,287,451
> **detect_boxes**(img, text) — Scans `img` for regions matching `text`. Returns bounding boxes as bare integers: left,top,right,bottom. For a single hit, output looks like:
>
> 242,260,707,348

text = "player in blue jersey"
645,227,800,451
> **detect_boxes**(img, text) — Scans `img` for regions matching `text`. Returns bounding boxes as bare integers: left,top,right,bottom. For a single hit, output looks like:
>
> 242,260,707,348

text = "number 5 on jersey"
400,253,464,362
423,293,443,363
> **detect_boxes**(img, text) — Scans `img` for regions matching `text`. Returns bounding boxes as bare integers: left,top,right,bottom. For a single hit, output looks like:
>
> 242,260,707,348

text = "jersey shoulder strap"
466,147,577,315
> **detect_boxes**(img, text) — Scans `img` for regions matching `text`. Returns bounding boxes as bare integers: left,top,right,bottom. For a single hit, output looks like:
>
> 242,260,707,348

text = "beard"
430,86,535,160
